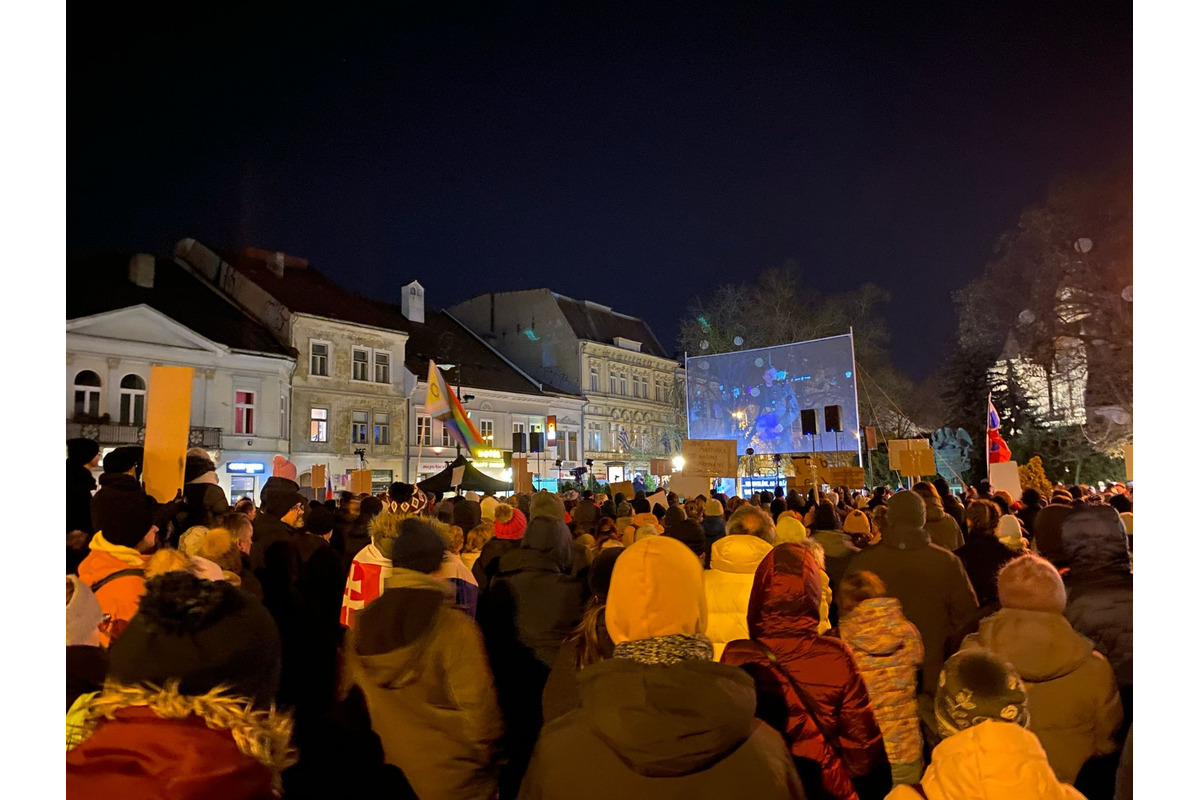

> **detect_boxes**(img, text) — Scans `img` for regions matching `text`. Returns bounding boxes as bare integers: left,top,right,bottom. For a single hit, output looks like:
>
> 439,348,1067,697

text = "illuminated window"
417,415,432,446
374,413,390,445
234,390,256,435
479,419,494,445
310,408,328,442
352,411,368,444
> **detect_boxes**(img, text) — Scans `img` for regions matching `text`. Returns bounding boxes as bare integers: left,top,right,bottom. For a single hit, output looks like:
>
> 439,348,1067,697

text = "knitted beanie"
109,572,282,708
480,495,500,521
66,575,103,647
102,446,143,475
843,509,872,536
453,499,482,533
493,505,527,540
607,536,707,644
775,514,808,543
663,520,707,558
387,482,426,515
996,515,1025,549
260,488,306,519
663,505,687,529
184,453,216,483
91,478,155,547
178,526,210,556
530,490,567,521
67,438,101,465
704,498,725,518
392,518,447,575
935,650,1029,739
463,491,480,503
271,455,297,482
997,554,1067,613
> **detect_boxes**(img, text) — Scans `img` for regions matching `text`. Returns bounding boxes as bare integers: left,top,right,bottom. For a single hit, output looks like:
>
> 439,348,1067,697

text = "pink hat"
272,454,297,481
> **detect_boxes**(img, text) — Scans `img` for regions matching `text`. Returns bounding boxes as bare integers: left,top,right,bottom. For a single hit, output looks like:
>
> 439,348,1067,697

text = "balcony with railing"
65,420,223,449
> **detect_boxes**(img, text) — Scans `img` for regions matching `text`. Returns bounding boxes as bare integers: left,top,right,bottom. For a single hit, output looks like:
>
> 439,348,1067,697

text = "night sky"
69,1,1131,379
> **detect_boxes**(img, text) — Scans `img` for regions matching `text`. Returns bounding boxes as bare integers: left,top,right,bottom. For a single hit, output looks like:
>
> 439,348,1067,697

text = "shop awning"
417,454,513,495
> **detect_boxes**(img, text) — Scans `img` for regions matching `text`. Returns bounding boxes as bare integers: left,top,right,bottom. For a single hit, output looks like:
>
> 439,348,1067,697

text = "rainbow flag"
425,360,487,456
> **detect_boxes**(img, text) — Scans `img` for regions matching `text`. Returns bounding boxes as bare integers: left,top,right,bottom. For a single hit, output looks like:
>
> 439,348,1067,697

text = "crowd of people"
65,438,1133,799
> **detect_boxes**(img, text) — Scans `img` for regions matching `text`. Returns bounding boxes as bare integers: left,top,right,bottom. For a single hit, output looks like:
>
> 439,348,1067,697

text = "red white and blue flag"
987,396,1012,464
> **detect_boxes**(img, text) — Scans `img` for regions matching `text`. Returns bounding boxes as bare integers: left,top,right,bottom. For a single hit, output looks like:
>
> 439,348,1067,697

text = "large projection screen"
686,333,860,456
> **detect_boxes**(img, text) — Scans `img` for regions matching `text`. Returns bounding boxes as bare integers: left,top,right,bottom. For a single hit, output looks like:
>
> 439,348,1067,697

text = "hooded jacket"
703,534,774,661
623,511,663,546
960,608,1123,783
1033,502,1074,565
885,720,1086,800
1060,506,1133,688
519,659,803,800
723,543,886,800
844,491,979,695
954,534,1020,608
344,569,502,800
838,597,925,766
76,532,148,647
919,496,965,551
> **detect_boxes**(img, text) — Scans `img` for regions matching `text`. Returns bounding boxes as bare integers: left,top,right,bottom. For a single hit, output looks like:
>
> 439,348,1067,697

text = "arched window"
73,370,102,418
119,374,147,425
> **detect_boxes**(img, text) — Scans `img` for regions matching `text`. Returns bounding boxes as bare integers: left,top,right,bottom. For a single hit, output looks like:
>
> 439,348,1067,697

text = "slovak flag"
987,397,1012,464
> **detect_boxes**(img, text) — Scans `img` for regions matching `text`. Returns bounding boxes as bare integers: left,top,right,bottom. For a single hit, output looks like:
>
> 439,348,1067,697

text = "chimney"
129,253,155,288
401,280,425,323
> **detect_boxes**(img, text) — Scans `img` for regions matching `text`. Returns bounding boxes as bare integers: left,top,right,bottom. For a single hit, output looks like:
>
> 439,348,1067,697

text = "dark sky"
69,1,1131,379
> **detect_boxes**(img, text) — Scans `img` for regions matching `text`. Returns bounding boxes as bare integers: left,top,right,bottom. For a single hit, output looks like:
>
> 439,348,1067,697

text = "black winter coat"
67,463,96,534
954,535,1020,608
472,536,521,590
1061,506,1133,689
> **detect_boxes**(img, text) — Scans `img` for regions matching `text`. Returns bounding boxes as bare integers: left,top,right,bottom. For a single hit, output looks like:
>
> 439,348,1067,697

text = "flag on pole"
425,360,487,456
987,396,1012,464
325,465,333,499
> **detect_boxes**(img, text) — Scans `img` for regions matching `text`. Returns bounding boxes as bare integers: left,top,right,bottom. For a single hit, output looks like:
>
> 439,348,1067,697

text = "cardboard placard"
646,490,668,510
142,365,194,503
828,466,865,488
1123,443,1132,481
649,458,674,476
681,438,739,477
889,439,935,477
864,426,878,451
349,469,373,495
451,465,466,488
988,460,1023,498
311,465,326,500
609,481,636,501
669,474,713,500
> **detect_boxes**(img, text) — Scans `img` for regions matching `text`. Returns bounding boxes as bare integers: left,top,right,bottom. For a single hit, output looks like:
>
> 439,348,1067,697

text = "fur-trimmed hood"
67,682,295,797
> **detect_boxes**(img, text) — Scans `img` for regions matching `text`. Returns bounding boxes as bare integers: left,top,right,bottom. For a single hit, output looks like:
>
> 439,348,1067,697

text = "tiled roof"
552,293,670,359
228,247,412,333
66,250,292,357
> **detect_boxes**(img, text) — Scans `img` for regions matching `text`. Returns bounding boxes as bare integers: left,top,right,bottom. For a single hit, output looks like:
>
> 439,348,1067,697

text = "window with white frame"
281,394,288,434
559,430,579,462
478,419,494,445
440,420,453,447
310,408,328,442
417,415,432,446
352,411,369,444
374,413,390,445
619,371,628,396
234,390,256,435
590,364,599,392
310,341,329,376
587,422,602,452
608,371,617,394
73,370,102,418
352,348,370,381
655,376,665,402
374,352,391,384
118,374,146,425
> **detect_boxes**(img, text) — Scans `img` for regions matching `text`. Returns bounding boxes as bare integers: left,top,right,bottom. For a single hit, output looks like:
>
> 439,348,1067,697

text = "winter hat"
616,500,633,518
102,446,143,475
935,650,1030,739
632,497,651,515
91,479,155,547
392,518,447,574
197,528,243,579
492,504,527,540
886,490,927,529
1119,511,1133,536
521,516,575,573
600,500,617,518
775,514,808,543
480,495,500,521
843,509,872,536
607,536,707,644
996,515,1024,549
704,498,725,518
178,526,210,556
109,572,282,707
260,487,306,519
66,575,103,646
588,547,623,599
530,490,566,520
67,438,101,465
190,555,226,582
663,505,687,530
997,554,1067,614
453,499,482,533
271,455,297,482
855,495,869,510
634,524,660,542
303,505,336,537
664,520,707,558
184,453,217,483
387,482,426,515
463,491,481,503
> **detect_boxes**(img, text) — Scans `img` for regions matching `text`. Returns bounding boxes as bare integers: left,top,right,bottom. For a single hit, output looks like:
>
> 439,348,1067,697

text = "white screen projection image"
686,333,860,456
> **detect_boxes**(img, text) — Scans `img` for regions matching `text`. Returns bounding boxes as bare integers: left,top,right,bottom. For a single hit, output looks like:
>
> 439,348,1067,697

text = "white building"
67,252,295,501
448,290,683,483
175,240,413,494
402,310,586,488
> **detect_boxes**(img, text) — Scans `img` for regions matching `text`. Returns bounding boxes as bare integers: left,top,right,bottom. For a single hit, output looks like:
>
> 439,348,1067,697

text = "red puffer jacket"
722,543,886,800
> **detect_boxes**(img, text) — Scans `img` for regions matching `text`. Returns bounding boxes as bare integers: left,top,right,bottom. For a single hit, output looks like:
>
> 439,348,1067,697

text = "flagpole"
985,391,992,489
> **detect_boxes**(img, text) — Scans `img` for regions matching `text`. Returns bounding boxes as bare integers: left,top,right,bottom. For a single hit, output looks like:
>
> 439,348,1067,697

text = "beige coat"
960,608,1123,783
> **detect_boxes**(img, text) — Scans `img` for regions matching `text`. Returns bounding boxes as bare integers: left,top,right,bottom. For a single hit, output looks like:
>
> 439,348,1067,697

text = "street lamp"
672,455,685,472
